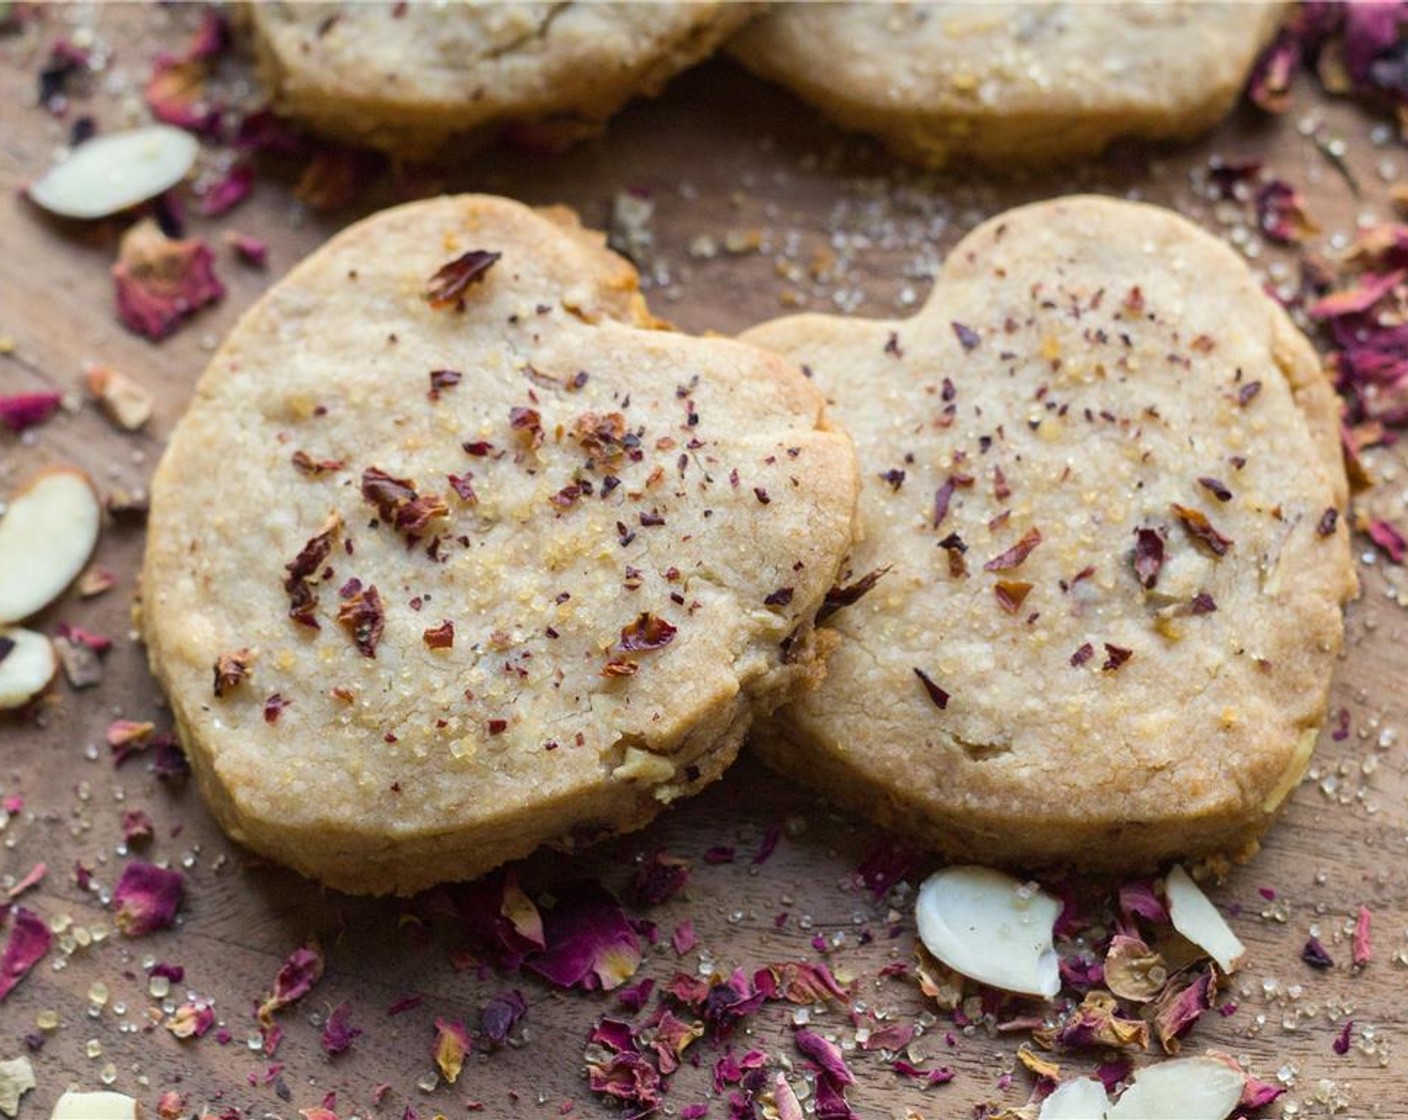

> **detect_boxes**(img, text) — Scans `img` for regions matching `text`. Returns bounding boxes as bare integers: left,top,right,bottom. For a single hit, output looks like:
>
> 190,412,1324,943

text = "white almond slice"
0,1056,37,1119
1165,865,1245,973
28,125,198,220
50,1091,143,1120
0,468,102,623
915,865,1061,998
1038,1077,1110,1120
1106,1058,1244,1120
0,629,58,709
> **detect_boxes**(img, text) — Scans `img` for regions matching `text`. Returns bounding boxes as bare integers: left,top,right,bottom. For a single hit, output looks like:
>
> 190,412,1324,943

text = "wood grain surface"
2,5,1407,1118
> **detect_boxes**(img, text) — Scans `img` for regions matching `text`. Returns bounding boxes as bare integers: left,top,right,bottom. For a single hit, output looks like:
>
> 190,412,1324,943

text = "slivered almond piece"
915,865,1061,998
1038,1077,1110,1120
0,628,59,709
28,125,198,220
1165,865,1245,973
1105,1057,1243,1120
49,1091,144,1120
0,468,102,623
87,364,154,431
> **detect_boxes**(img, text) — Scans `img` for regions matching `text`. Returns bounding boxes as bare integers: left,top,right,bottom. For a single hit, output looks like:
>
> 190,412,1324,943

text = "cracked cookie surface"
729,2,1283,169
741,196,1355,872
248,1,759,157
141,194,857,895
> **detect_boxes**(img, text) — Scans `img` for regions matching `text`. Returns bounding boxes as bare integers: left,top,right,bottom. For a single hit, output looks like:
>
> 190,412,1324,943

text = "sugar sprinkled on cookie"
141,194,857,895
743,195,1356,873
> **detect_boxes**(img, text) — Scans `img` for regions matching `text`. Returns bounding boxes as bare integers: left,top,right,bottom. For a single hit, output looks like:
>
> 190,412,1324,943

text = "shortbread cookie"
248,2,759,157
729,2,1283,168
742,196,1355,872
141,195,858,895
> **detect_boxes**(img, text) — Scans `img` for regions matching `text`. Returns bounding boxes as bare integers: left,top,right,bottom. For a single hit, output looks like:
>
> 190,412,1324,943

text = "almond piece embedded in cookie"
0,629,59,710
0,467,102,624
743,195,1356,874
140,194,858,896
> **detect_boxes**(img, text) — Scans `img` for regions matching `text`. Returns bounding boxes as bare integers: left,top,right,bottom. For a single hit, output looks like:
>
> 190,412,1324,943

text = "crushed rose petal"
112,860,185,936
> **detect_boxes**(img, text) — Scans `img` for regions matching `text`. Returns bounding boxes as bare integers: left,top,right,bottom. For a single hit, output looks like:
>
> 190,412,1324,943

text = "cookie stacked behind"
141,195,858,895
248,2,760,157
742,196,1355,871
730,2,1283,168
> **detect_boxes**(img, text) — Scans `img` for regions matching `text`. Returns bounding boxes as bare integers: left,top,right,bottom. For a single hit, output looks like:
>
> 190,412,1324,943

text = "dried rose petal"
618,612,677,652
1367,518,1406,563
452,869,545,969
984,526,1042,571
321,1002,360,1056
197,162,253,217
526,880,640,991
633,850,690,905
431,1017,472,1084
165,1001,214,1039
284,512,342,629
1132,528,1164,589
913,667,949,710
0,393,62,434
1118,879,1170,927
816,565,891,622
1256,180,1319,245
360,467,447,540
1333,1018,1354,1055
1152,966,1215,1052
257,944,324,1026
121,809,154,846
425,250,501,311
951,321,981,351
1302,935,1334,969
478,989,526,1048
212,648,254,698
1171,503,1233,556
1048,990,1148,1050
1248,29,1301,112
225,231,268,268
1103,933,1168,1002
1309,268,1405,319
794,1029,854,1085
112,219,224,340
0,908,51,1002
1353,905,1373,966
754,961,849,1005
112,860,184,936
337,584,384,658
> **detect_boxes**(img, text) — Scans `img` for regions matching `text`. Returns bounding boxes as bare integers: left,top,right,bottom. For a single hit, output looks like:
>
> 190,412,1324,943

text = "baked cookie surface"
729,2,1283,168
248,1,758,156
741,196,1355,872
141,195,857,895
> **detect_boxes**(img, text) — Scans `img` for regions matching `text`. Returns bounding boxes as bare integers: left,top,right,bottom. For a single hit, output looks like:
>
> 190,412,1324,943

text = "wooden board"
2,5,1407,1118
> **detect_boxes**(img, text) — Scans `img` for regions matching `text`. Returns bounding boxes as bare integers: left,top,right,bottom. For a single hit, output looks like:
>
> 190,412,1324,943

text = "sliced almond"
0,1056,37,1119
0,628,58,709
1038,1077,1110,1120
28,125,198,220
1105,1057,1244,1120
1165,865,1245,974
0,468,102,623
86,364,153,431
50,1092,143,1120
914,865,1061,998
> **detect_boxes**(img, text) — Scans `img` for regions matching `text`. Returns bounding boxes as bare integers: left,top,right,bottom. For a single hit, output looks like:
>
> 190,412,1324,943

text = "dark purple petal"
112,861,184,936
525,880,640,992
0,908,52,1001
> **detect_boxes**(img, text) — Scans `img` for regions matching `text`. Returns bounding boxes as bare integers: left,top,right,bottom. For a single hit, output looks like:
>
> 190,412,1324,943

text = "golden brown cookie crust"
742,195,1355,873
729,2,1285,169
249,1,761,157
141,195,858,895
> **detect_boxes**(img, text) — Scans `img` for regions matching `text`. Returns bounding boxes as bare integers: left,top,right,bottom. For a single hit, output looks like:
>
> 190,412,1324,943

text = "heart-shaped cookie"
141,195,858,895
742,195,1355,872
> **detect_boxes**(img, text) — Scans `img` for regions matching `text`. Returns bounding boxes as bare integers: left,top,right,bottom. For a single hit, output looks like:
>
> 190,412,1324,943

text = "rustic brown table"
2,5,1406,1118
